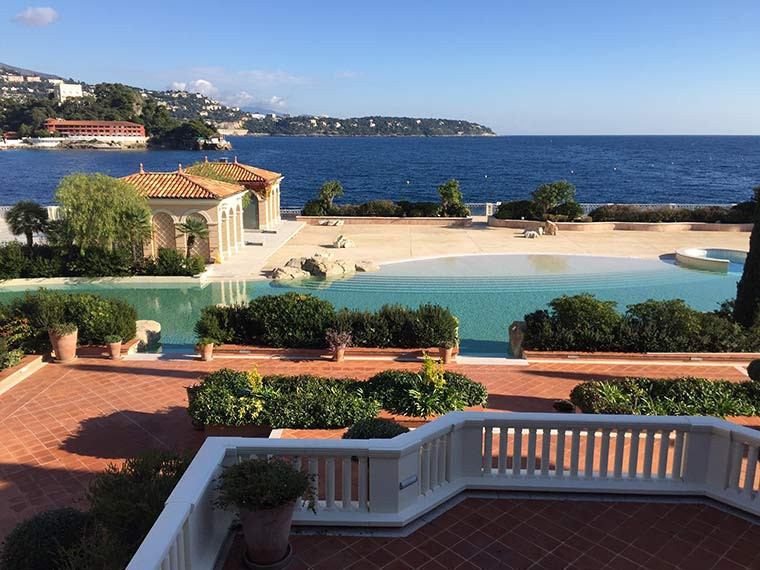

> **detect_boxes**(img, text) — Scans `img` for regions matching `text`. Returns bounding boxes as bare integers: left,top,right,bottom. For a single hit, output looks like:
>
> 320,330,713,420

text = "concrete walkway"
205,220,304,280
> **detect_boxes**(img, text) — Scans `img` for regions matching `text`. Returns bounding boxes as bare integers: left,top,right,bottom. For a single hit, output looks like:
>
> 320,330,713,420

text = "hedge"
523,294,760,353
1,289,137,352
343,418,409,439
570,377,760,417
194,293,459,349
0,243,205,280
187,368,380,429
588,202,756,224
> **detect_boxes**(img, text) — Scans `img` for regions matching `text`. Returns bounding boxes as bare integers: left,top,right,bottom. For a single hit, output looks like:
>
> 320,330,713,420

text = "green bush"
343,418,409,439
216,458,314,512
494,200,536,220
748,360,760,382
187,369,380,429
65,248,132,277
398,201,443,217
151,248,205,276
589,204,755,224
4,290,137,352
366,363,487,418
551,200,583,221
56,523,129,570
0,507,92,570
570,377,760,417
301,199,329,216
195,294,459,349
0,241,28,279
87,451,191,552
524,294,758,353
354,200,402,217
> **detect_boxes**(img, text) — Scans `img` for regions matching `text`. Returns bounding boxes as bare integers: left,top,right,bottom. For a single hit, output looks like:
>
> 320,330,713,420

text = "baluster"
326,457,336,510
342,456,352,509
430,439,439,489
555,429,566,477
614,429,625,478
628,429,641,478
293,456,302,472
168,541,178,570
176,524,186,570
526,429,537,477
483,427,493,476
584,428,595,478
743,445,758,495
498,428,508,474
421,443,431,494
161,558,170,570
512,428,523,476
728,442,743,490
672,432,685,479
358,457,368,510
569,429,580,477
540,429,551,476
657,431,670,480
445,433,453,482
642,430,655,479
308,457,319,511
599,429,611,478
438,437,447,485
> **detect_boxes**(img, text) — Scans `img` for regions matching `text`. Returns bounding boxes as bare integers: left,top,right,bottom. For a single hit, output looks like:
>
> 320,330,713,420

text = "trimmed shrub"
398,201,443,217
493,200,536,220
0,507,92,570
748,359,760,382
216,458,314,512
589,203,755,224
152,248,205,276
87,451,191,552
0,241,28,280
570,377,760,417
551,200,583,221
195,294,459,349
553,399,575,413
65,248,132,277
187,369,380,429
354,200,402,217
343,418,409,439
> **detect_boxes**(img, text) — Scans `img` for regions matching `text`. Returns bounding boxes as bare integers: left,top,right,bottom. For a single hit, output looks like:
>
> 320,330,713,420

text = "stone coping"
0,354,45,397
208,344,458,361
0,274,209,290
523,350,759,364
487,216,752,232
296,215,473,226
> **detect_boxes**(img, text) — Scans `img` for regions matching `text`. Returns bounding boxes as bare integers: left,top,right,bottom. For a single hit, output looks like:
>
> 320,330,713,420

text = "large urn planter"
326,329,351,363
438,346,454,364
333,347,346,362
197,341,214,361
48,324,78,363
216,458,315,569
105,335,122,360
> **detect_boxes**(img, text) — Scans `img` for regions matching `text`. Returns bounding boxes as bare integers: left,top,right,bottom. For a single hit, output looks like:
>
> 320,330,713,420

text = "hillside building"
43,119,147,141
53,82,83,101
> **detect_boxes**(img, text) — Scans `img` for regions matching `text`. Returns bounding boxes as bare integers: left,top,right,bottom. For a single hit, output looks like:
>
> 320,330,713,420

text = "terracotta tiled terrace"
0,356,755,568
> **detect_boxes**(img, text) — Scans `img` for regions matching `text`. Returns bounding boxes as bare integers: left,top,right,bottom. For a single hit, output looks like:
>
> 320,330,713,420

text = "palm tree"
176,217,209,258
5,201,48,248
120,207,153,262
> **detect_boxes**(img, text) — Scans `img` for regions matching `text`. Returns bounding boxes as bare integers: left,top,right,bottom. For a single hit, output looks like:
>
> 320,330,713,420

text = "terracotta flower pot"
198,343,214,361
49,329,78,363
333,347,345,362
439,346,454,364
107,342,122,360
240,500,297,566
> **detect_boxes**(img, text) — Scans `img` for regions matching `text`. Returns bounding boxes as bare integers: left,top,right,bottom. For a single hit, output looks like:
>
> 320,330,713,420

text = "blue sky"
2,0,759,135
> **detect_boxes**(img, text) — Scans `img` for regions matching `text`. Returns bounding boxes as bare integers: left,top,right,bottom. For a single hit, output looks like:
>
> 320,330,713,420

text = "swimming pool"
0,254,742,355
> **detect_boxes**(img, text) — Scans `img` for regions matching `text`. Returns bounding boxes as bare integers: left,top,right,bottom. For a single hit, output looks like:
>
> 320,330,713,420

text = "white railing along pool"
127,412,760,570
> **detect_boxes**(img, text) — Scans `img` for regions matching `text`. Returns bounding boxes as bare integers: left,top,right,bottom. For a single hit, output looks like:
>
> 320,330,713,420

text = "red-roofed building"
121,164,248,262
44,119,146,139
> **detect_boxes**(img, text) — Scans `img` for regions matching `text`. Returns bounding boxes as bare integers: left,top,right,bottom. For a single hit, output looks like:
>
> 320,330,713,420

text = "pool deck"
263,219,751,271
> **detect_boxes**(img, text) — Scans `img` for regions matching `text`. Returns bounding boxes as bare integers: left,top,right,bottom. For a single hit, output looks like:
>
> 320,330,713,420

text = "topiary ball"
748,359,760,382
343,418,409,440
1,508,92,570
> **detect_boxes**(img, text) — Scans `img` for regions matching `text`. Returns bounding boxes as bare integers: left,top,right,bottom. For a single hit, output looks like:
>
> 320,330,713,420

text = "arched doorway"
151,213,175,256
243,193,260,229
186,213,210,261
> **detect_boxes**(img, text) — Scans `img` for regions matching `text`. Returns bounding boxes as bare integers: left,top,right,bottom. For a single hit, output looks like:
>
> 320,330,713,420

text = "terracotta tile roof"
185,158,282,188
121,167,246,200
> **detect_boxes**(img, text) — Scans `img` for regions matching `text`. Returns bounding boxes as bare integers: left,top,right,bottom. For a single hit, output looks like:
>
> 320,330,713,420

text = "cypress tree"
734,187,760,328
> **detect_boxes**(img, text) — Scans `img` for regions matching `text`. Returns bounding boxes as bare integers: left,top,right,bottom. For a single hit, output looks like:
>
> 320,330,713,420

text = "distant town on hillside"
0,62,495,139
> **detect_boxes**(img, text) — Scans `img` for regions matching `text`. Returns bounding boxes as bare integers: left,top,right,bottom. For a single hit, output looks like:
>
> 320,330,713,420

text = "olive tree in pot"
325,329,352,362
48,323,78,363
216,458,315,568
105,334,122,360
196,337,216,361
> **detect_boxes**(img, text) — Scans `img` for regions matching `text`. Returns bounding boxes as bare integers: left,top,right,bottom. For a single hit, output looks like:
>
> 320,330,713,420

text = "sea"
1,135,759,206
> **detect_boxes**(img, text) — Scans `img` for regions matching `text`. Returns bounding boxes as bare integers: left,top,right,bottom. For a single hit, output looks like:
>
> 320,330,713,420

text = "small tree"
531,180,577,220
5,200,48,248
177,217,209,258
120,207,152,262
318,180,344,210
55,174,150,253
734,187,760,328
437,179,470,217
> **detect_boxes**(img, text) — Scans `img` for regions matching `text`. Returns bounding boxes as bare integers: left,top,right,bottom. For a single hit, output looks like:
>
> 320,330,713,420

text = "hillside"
0,63,495,137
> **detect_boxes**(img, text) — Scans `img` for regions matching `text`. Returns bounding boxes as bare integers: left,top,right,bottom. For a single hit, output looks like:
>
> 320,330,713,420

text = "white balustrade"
127,412,760,570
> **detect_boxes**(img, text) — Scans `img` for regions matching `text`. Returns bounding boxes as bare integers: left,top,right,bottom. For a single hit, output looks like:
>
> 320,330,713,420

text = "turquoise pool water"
0,254,742,355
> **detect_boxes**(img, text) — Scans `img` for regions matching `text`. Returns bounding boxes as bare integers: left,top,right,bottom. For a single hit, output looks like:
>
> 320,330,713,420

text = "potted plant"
325,329,352,362
196,337,215,361
438,338,456,364
216,458,315,568
48,323,78,363
105,335,122,360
